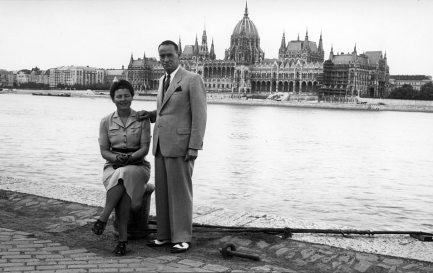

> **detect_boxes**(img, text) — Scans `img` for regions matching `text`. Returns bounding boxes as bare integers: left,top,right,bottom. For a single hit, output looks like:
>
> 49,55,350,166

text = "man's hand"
184,149,198,162
137,110,156,121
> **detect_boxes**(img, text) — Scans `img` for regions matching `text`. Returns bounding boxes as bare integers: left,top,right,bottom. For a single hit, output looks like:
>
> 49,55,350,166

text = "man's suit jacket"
152,67,207,157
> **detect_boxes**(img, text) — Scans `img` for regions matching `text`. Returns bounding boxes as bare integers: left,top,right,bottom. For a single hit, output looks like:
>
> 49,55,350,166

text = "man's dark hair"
109,79,134,100
158,40,178,51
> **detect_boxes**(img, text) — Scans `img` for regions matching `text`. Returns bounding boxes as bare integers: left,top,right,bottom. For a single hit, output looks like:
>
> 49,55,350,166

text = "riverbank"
1,176,432,266
1,189,432,272
10,89,433,113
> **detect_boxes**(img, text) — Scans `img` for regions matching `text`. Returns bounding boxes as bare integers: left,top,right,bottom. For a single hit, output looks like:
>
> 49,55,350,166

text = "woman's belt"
111,147,139,153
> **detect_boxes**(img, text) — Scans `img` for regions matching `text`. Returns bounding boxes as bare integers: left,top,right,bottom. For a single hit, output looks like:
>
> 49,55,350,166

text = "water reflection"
0,94,432,231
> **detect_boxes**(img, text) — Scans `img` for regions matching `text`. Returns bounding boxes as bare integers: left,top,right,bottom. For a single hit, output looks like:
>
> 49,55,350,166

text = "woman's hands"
115,153,131,165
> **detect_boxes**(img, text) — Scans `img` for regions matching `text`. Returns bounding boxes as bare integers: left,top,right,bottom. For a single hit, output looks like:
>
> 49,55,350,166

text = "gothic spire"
178,37,182,55
279,32,286,56
194,34,199,56
305,28,309,41
353,43,357,54
202,26,208,52
244,0,248,17
329,45,334,60
210,38,216,60
297,33,300,41
318,31,323,52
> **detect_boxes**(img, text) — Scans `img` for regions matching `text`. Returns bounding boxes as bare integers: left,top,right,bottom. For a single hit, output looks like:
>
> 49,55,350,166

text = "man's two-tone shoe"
170,242,190,253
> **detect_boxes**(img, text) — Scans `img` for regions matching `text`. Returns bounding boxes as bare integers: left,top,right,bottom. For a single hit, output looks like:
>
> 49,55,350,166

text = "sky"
0,0,432,75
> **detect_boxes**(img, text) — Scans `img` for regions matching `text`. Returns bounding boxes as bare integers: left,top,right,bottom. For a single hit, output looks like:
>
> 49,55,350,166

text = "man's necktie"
162,74,170,101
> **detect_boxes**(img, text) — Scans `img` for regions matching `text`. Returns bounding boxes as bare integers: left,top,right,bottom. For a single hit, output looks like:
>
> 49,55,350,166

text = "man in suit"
142,40,207,253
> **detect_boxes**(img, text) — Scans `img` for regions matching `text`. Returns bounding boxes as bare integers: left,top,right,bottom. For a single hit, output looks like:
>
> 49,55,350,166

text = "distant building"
28,67,50,85
0,69,8,87
49,66,105,88
389,75,432,91
125,53,161,91
124,4,390,98
180,29,216,62
8,71,16,87
16,70,31,85
320,46,389,98
105,67,126,85
125,4,323,94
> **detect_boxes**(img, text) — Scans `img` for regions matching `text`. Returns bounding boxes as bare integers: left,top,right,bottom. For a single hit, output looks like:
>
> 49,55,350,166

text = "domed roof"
232,3,259,38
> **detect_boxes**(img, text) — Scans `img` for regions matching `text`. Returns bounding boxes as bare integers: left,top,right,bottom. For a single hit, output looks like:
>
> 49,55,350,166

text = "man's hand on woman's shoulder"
137,110,156,122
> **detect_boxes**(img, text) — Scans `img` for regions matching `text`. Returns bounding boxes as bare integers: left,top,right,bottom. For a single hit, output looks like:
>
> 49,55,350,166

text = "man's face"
159,44,180,74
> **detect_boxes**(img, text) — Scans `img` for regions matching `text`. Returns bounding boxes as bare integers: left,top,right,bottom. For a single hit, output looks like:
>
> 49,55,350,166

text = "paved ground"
0,189,432,272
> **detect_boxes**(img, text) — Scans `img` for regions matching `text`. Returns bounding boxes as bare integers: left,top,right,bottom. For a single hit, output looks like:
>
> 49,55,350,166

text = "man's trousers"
154,154,195,243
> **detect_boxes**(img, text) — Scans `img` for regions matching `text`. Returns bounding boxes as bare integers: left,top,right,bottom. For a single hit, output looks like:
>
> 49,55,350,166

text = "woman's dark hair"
109,79,134,100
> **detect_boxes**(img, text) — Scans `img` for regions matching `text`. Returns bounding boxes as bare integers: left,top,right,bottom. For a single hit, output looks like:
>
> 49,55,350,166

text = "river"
0,93,432,231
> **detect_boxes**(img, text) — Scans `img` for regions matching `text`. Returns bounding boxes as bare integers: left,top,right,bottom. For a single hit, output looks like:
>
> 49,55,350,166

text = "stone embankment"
1,188,432,272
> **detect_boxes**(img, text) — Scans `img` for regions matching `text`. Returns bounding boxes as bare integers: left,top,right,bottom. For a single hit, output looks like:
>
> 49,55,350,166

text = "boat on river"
32,92,71,97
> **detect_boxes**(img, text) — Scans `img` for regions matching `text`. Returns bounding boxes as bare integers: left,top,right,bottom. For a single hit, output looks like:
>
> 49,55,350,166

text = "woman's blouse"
98,109,151,159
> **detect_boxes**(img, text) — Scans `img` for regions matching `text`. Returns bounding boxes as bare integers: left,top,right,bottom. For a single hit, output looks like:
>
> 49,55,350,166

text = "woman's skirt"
102,163,150,208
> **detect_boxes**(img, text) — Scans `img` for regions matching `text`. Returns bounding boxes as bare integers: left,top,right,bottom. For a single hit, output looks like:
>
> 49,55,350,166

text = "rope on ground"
147,220,433,241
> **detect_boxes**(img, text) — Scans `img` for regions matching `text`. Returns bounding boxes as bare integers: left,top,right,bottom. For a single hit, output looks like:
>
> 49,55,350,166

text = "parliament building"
126,3,389,98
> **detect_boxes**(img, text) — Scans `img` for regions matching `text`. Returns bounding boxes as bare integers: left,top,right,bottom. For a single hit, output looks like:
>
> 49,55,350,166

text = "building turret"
318,31,323,53
178,37,182,55
193,35,199,56
129,53,133,65
210,38,216,60
352,43,357,54
304,28,310,51
279,32,286,57
328,45,334,60
201,28,208,52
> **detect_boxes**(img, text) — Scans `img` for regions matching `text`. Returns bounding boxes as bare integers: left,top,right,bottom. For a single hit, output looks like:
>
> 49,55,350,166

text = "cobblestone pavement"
1,189,432,272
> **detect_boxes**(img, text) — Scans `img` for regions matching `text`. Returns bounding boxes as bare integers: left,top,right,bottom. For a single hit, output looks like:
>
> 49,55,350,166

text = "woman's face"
113,88,133,110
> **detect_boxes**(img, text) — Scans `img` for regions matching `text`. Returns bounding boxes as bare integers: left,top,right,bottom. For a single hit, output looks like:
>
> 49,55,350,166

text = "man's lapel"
160,68,183,110
157,76,164,112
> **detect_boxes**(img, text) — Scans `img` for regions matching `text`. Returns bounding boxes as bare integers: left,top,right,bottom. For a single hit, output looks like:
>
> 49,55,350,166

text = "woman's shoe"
113,241,127,256
91,219,106,235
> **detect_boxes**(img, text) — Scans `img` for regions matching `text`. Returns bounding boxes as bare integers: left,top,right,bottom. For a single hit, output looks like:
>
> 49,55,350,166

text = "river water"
1,93,432,231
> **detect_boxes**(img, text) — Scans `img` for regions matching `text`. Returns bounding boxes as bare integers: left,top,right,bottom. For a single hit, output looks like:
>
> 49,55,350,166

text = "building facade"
29,67,50,85
320,46,389,98
16,70,31,85
105,68,126,86
49,66,105,88
389,75,432,91
125,4,389,98
0,69,8,87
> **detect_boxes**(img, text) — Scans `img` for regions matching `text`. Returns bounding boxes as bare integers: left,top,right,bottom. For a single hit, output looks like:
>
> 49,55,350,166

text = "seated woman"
92,79,151,256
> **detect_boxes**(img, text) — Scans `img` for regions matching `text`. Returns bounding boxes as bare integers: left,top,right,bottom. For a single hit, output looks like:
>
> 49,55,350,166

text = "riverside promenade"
1,182,432,272
9,90,433,113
